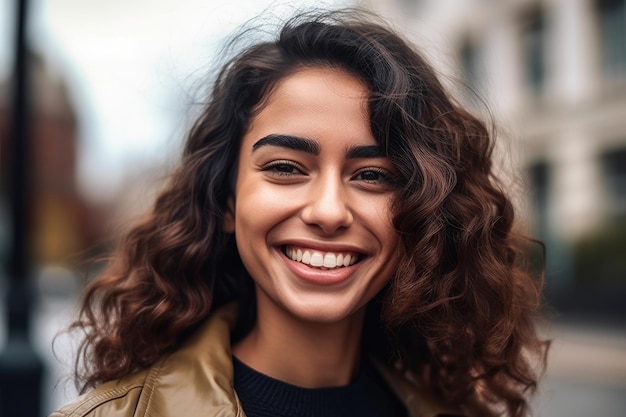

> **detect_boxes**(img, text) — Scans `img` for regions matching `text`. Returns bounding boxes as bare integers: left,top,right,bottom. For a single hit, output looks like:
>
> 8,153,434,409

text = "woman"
52,9,548,417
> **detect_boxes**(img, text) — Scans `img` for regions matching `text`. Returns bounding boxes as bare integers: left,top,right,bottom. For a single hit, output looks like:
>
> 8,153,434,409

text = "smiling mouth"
282,245,362,269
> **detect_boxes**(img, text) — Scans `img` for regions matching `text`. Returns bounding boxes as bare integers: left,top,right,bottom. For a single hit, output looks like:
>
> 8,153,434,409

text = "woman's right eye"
262,161,305,176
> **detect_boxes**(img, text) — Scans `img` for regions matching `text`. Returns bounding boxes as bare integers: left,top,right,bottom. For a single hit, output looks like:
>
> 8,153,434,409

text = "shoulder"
50,305,242,417
49,369,151,417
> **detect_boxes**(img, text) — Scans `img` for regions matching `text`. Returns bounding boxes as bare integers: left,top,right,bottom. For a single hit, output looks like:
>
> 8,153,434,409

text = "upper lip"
276,239,370,256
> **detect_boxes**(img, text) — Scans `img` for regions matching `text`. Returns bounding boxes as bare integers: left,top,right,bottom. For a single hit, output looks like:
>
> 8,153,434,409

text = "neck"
233,293,366,388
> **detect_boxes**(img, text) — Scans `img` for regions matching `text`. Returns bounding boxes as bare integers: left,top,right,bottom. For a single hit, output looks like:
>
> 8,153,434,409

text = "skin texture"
226,67,400,387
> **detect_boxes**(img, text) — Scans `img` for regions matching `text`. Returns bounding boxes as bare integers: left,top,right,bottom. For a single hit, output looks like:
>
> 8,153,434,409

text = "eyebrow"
252,134,320,155
252,134,385,159
345,145,385,159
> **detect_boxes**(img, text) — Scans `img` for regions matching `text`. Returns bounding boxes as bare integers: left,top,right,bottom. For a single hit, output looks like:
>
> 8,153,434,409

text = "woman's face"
224,67,400,324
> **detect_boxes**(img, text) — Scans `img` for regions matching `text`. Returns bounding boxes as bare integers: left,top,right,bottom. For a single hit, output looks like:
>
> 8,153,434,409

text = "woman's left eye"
353,168,390,183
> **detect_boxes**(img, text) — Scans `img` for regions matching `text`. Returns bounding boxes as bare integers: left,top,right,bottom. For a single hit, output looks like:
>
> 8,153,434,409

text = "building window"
602,146,626,215
460,38,484,95
596,0,626,80
574,147,626,289
395,0,422,12
528,160,550,236
520,7,547,93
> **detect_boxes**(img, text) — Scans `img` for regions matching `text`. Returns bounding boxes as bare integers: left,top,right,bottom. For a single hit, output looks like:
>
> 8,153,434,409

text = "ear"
222,196,236,233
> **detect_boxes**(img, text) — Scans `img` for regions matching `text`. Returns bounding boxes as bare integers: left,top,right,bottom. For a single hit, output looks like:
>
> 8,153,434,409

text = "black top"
232,355,408,417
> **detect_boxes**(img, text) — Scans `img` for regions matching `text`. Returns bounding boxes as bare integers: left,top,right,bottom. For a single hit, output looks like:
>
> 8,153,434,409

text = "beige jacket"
51,305,465,417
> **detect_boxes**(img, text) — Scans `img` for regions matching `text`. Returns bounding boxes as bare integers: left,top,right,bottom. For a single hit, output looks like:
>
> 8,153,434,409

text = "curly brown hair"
70,9,548,417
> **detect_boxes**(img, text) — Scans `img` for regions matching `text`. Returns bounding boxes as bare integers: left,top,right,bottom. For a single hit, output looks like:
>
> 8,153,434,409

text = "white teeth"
323,253,336,268
302,251,311,264
310,252,324,267
285,246,360,269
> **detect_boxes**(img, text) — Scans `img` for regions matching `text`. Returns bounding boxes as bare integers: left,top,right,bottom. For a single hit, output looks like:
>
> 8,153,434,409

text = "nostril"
300,204,354,234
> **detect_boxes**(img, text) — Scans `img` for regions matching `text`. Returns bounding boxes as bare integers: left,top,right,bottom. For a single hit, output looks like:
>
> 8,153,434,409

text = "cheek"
234,186,292,235
365,197,398,244
384,214,400,249
372,204,402,278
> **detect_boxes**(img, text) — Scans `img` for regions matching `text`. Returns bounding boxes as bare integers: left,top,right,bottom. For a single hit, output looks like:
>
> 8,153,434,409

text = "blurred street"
534,321,626,417
22,276,626,417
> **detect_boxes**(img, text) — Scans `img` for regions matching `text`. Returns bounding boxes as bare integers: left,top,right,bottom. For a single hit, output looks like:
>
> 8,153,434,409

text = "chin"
285,299,365,324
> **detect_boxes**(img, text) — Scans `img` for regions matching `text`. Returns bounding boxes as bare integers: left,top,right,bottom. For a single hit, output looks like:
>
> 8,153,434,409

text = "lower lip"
278,249,360,286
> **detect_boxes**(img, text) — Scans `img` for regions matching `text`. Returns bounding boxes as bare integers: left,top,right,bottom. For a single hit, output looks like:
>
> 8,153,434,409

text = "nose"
300,173,353,234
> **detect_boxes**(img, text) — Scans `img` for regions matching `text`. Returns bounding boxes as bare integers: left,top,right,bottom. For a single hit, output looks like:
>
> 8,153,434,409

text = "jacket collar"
137,303,244,416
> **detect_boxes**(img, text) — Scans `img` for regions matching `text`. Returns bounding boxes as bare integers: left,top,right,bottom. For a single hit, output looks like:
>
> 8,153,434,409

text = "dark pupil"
276,164,293,172
361,170,379,181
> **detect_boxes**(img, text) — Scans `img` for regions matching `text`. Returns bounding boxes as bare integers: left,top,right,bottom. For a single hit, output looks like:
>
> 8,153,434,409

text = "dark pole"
0,0,45,415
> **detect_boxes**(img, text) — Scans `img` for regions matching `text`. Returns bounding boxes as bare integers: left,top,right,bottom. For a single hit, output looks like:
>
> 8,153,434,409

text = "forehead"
266,66,368,104
245,67,372,141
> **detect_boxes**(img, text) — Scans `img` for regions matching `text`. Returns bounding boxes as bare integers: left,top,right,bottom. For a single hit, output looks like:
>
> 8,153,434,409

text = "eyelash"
352,168,391,184
262,160,305,176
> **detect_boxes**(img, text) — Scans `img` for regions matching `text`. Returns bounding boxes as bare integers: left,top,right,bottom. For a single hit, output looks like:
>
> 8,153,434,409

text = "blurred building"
0,53,107,275
363,0,626,321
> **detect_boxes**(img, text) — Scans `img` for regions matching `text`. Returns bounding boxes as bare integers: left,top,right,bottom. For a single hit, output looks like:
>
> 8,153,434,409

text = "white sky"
1,0,350,203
